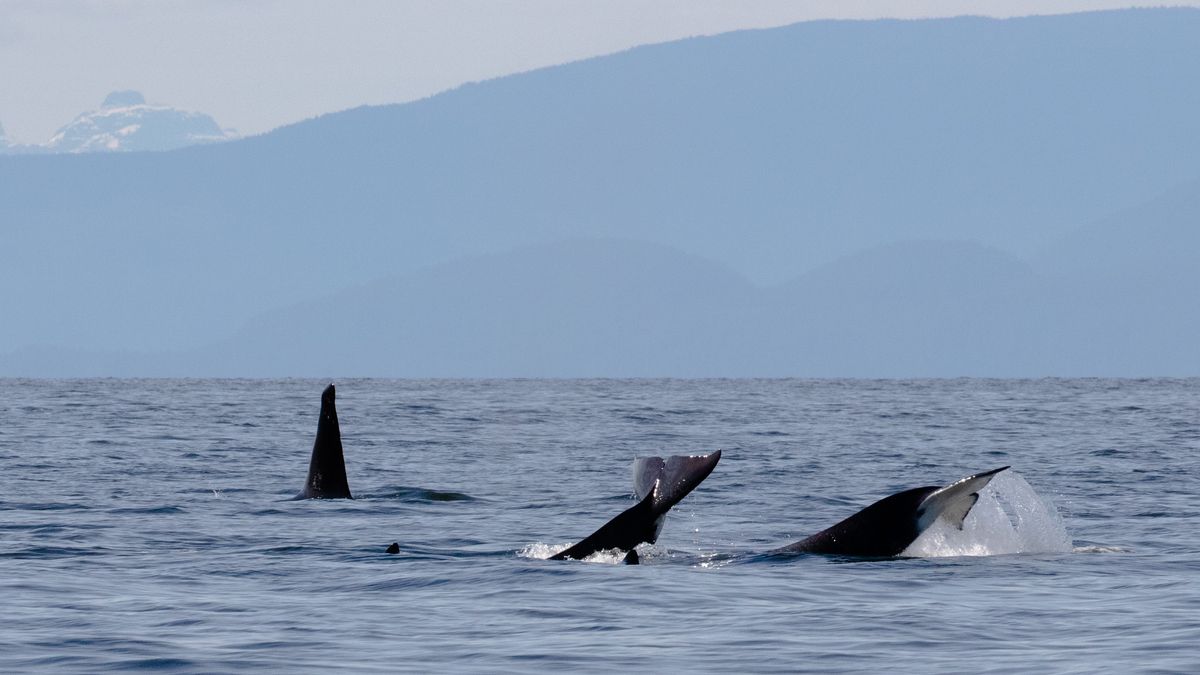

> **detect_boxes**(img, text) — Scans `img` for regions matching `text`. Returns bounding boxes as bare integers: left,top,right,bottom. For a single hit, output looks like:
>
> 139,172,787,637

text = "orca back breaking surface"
773,466,1008,557
550,450,721,561
296,384,353,500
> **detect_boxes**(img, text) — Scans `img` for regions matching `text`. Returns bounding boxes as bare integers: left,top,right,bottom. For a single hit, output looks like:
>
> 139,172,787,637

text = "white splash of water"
903,470,1072,557
518,542,643,564
579,548,635,564
518,542,567,560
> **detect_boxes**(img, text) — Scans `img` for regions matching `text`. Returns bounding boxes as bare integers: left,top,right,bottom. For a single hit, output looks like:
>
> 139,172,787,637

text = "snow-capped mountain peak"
4,91,237,154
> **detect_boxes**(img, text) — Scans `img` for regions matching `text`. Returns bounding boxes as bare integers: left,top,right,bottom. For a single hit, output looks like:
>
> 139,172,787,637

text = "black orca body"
296,384,353,499
772,466,1009,557
550,450,721,561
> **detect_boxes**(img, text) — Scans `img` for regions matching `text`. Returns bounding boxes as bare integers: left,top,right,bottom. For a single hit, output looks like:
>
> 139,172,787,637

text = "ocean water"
1,378,1196,673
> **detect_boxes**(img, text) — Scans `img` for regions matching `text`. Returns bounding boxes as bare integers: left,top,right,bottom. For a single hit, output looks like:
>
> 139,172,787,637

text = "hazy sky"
1,0,1195,143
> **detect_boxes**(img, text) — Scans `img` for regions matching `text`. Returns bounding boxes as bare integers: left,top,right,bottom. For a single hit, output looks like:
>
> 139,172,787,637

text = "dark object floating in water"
550,450,722,562
770,466,1009,557
385,542,400,555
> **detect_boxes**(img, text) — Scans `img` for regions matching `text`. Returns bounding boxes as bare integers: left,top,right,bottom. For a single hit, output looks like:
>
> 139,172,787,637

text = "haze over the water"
3,7,1198,377
2,0,1196,144
2,3,1198,377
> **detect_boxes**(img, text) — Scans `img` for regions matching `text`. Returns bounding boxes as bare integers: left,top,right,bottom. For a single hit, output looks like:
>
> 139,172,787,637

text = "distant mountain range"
1,9,1197,377
0,91,235,154
5,227,1194,378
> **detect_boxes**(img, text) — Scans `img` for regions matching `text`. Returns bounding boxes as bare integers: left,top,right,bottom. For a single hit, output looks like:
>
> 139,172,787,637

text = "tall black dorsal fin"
296,384,353,499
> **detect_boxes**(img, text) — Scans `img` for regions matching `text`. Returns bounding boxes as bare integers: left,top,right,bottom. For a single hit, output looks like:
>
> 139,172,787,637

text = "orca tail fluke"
296,384,353,500
550,450,722,561
549,489,658,560
917,465,1008,531
634,449,723,515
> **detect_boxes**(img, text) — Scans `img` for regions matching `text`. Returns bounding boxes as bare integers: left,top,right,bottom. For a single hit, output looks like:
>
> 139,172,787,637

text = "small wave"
17,502,90,512
366,486,476,502
109,505,185,515
876,411,931,420
1073,544,1130,554
1090,448,1132,457
360,576,453,591
110,657,199,670
252,545,309,554
400,403,442,415
139,433,192,442
0,522,108,535
1,545,108,559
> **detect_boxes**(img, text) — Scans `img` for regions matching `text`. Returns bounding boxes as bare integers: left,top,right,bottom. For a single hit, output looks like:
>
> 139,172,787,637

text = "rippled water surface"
1,379,1197,672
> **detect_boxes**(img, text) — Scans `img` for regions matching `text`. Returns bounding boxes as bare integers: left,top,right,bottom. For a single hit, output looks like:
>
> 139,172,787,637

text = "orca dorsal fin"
917,466,1008,530
296,384,353,499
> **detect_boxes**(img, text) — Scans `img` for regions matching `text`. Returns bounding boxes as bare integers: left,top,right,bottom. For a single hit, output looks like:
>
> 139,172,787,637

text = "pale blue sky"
1,0,1194,144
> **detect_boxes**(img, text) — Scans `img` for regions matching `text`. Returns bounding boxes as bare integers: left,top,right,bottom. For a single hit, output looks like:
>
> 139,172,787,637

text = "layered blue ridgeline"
1,9,1198,376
